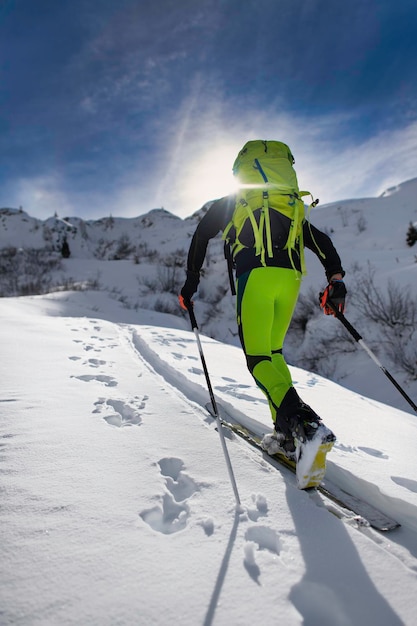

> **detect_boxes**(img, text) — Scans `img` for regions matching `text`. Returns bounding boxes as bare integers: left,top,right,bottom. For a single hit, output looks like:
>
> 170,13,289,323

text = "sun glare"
182,146,239,209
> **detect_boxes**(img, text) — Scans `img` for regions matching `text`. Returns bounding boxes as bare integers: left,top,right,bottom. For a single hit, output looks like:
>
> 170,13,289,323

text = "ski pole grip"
328,300,362,342
179,295,198,330
186,302,198,330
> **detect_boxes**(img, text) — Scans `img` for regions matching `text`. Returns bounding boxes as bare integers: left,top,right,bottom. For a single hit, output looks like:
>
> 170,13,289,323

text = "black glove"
319,280,347,316
179,271,200,310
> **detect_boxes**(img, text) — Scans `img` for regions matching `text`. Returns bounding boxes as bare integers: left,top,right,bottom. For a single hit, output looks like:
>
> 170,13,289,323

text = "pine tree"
406,222,417,247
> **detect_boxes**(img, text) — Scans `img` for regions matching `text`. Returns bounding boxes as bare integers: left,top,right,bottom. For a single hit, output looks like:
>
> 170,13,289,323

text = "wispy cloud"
2,1,417,220
9,175,75,219
146,101,417,216
6,103,417,221
296,118,417,203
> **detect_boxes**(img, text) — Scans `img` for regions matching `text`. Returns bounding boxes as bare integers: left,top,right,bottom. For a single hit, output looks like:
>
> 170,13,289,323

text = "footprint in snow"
84,358,107,368
358,446,389,459
140,457,207,535
172,352,198,362
139,494,190,535
334,443,355,453
243,525,282,583
243,544,261,584
72,374,117,387
158,457,200,502
245,525,282,555
90,335,106,342
93,396,147,427
246,493,269,522
82,344,101,353
215,383,263,404
391,476,417,493
306,376,320,387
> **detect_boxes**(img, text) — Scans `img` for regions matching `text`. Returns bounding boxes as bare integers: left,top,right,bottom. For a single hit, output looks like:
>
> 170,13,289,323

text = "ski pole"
182,299,241,506
328,300,417,413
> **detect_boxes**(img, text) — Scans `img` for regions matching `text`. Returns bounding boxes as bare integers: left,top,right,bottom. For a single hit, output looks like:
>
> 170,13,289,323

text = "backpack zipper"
254,158,269,183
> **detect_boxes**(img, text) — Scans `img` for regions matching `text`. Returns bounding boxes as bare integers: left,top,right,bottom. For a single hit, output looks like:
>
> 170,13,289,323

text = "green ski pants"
236,266,301,423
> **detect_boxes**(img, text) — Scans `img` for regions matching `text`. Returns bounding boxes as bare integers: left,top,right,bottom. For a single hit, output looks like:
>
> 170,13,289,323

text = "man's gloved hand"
179,271,200,310
319,279,347,316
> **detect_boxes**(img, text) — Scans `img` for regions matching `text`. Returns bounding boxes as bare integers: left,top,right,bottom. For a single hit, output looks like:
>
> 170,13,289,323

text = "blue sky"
1,0,417,220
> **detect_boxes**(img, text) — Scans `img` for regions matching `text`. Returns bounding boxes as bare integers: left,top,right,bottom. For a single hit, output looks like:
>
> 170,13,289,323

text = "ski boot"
261,426,297,461
261,387,302,460
262,388,336,487
287,402,335,449
286,403,336,488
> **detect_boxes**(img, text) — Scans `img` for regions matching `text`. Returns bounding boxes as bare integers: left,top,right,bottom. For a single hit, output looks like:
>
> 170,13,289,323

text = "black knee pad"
245,354,271,374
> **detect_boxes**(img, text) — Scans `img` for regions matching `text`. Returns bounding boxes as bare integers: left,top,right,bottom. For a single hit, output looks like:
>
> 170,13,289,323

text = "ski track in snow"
66,320,290,578
65,320,216,539
36,314,417,593
65,321,314,576
82,321,417,577
128,328,389,496
3,302,417,626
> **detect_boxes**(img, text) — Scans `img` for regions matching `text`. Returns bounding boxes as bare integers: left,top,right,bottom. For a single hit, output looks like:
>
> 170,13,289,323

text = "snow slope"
1,290,417,626
1,178,416,415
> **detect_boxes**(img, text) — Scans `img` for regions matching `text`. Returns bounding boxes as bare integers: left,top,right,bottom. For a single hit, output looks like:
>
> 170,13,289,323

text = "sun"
182,145,239,210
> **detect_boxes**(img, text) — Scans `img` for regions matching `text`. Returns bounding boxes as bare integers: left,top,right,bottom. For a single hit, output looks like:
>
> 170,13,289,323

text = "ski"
206,403,400,532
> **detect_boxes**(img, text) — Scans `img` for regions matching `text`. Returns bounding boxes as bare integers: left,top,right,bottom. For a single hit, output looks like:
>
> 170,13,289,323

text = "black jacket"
186,195,344,281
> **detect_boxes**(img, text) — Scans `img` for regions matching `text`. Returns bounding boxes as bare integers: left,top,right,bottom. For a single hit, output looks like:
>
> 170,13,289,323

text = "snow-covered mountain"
0,206,197,259
1,178,417,414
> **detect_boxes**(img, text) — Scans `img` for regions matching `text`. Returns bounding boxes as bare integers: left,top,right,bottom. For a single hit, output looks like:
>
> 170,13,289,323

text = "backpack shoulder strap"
224,240,236,295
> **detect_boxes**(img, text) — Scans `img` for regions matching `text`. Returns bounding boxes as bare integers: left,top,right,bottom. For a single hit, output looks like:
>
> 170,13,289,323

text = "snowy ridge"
0,206,195,259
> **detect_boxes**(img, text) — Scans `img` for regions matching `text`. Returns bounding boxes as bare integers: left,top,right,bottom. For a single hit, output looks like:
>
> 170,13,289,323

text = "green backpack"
223,140,317,276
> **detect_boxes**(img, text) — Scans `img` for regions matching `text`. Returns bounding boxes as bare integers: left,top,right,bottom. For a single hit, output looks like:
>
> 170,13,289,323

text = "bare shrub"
297,327,357,379
134,243,159,264
353,271,416,330
57,274,102,292
352,267,417,380
385,328,417,380
94,239,114,260
356,213,367,234
112,234,135,260
155,250,186,294
156,265,181,294
153,296,181,315
338,206,349,227
0,248,63,297
289,287,320,335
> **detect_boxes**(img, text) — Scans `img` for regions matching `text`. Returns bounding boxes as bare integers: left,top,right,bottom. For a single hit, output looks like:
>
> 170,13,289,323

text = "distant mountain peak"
379,176,417,198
